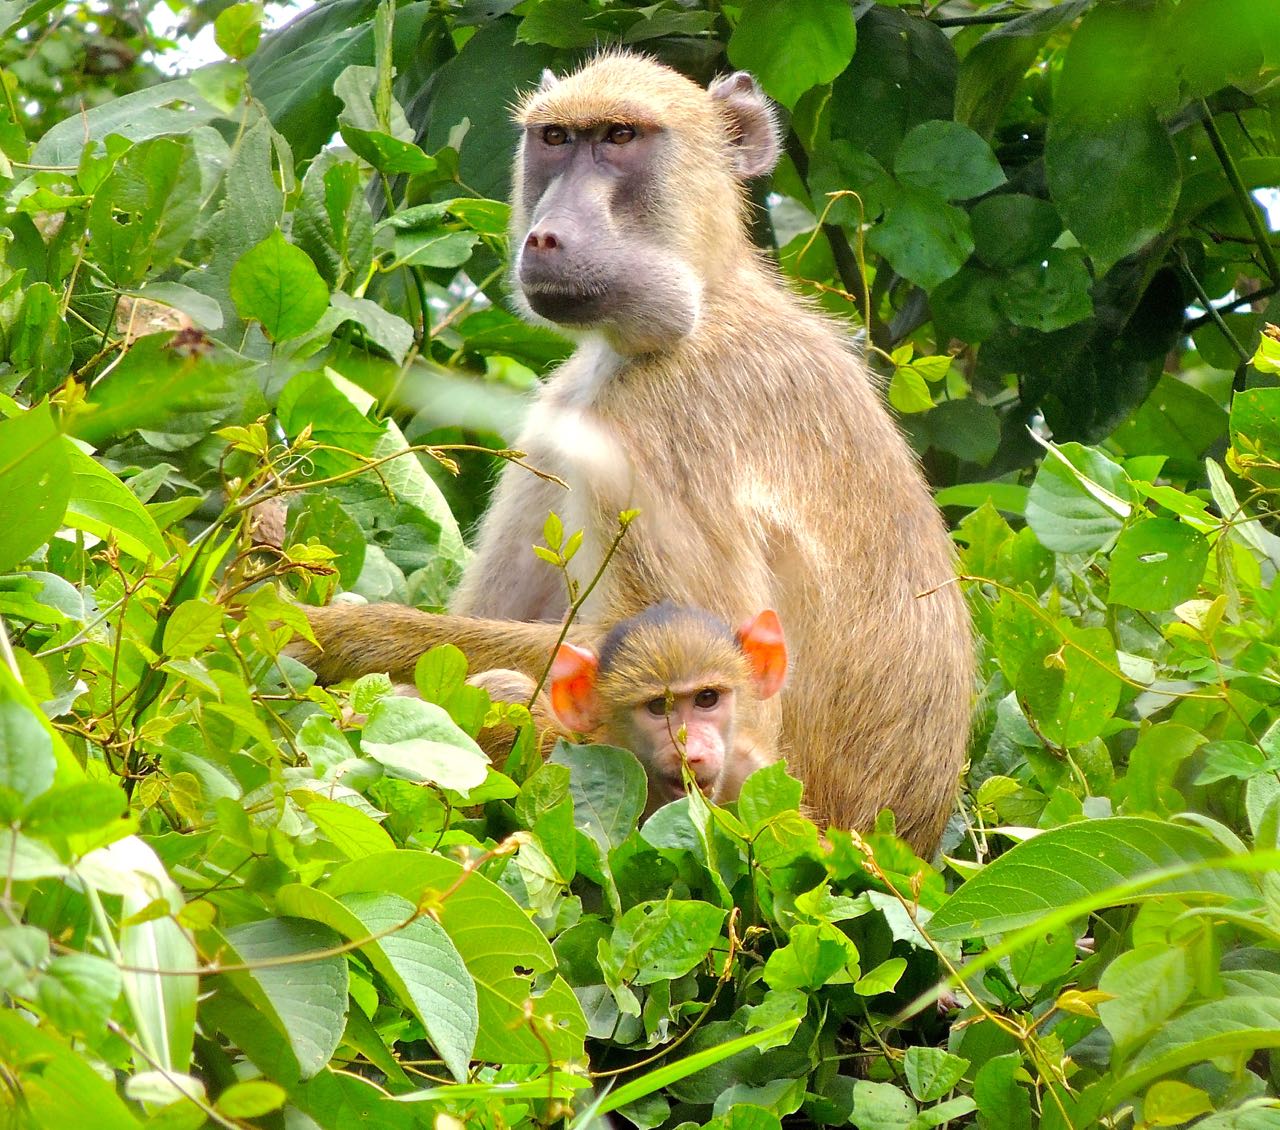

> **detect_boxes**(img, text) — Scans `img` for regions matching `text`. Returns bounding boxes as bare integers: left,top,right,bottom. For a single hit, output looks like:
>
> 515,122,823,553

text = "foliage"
0,0,1279,1127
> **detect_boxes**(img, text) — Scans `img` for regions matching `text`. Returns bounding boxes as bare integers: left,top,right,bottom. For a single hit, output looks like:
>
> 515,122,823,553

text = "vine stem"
529,511,637,706
1200,100,1280,287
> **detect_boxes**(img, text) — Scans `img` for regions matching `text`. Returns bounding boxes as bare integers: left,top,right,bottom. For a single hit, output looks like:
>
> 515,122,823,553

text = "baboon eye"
694,689,720,709
645,696,669,717
605,123,636,144
542,125,569,146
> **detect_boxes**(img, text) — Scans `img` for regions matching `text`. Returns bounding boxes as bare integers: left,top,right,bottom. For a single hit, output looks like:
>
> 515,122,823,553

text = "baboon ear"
550,643,601,733
737,609,788,700
708,71,780,180
539,68,560,92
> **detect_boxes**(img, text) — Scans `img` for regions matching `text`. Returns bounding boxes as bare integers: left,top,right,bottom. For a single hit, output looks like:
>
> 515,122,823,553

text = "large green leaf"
31,78,227,166
893,120,1005,201
62,440,167,563
1108,518,1209,610
322,850,586,1063
929,818,1260,940
275,884,477,1081
87,136,201,288
728,0,856,109
217,917,349,1080
230,228,330,343
1025,442,1133,554
0,1010,142,1129
550,741,647,852
1113,971,1280,1100
0,403,69,572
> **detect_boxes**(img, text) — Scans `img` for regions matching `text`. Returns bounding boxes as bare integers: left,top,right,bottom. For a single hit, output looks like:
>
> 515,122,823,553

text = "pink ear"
737,609,787,700
550,643,601,733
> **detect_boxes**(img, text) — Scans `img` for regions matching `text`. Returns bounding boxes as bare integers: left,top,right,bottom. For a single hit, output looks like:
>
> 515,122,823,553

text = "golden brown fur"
293,54,972,853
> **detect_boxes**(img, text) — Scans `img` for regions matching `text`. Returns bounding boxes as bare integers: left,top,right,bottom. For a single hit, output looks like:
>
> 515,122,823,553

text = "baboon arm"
292,604,587,685
449,465,568,621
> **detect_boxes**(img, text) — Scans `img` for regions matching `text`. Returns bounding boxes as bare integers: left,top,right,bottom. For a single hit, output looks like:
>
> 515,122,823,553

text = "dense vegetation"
1,0,1279,1126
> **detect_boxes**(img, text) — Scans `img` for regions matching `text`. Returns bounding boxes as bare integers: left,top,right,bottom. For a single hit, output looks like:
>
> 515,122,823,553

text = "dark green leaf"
970,194,1063,269
894,121,1005,201
868,185,972,290
1046,111,1181,274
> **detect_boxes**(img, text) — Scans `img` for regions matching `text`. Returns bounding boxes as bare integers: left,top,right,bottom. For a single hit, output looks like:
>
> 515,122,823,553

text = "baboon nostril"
526,231,560,252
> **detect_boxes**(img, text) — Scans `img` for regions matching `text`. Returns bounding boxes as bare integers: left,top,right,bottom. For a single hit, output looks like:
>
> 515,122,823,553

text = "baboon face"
510,57,779,354
516,117,666,327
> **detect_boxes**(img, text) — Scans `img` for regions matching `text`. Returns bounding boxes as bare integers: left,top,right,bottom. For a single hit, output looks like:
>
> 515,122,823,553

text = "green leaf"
214,2,262,60
62,441,167,562
0,924,49,994
854,957,906,996
763,922,856,990
35,952,122,1037
0,403,69,571
22,781,126,838
888,366,934,414
218,917,349,1080
87,136,202,288
0,1010,143,1129
1140,1081,1214,1126
973,1054,1031,1130
970,194,1062,269
1109,518,1209,610
550,742,647,852
934,482,1028,514
361,696,489,793
728,0,856,108
894,121,1005,201
998,248,1094,332
216,1079,286,1118
929,818,1260,940
605,899,726,986
516,0,599,48
276,884,477,1081
868,185,972,291
0,698,56,807
1046,111,1180,274
904,1046,969,1103
1025,442,1133,554
162,599,224,659
1097,943,1194,1054
391,228,479,269
1114,971,1280,1100
293,793,395,858
852,1080,915,1130
830,7,955,167
33,78,228,167
322,849,586,1063
230,229,330,342
1017,622,1121,746
9,282,72,395
1230,387,1280,453
329,292,414,365
738,760,805,832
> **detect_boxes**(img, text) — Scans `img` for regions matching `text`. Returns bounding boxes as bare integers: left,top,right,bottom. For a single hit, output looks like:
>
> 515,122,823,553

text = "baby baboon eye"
605,123,636,144
542,125,569,146
645,696,668,717
694,688,720,709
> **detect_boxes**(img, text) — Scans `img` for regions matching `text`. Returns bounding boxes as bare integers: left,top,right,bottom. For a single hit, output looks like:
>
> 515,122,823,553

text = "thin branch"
1200,100,1280,287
